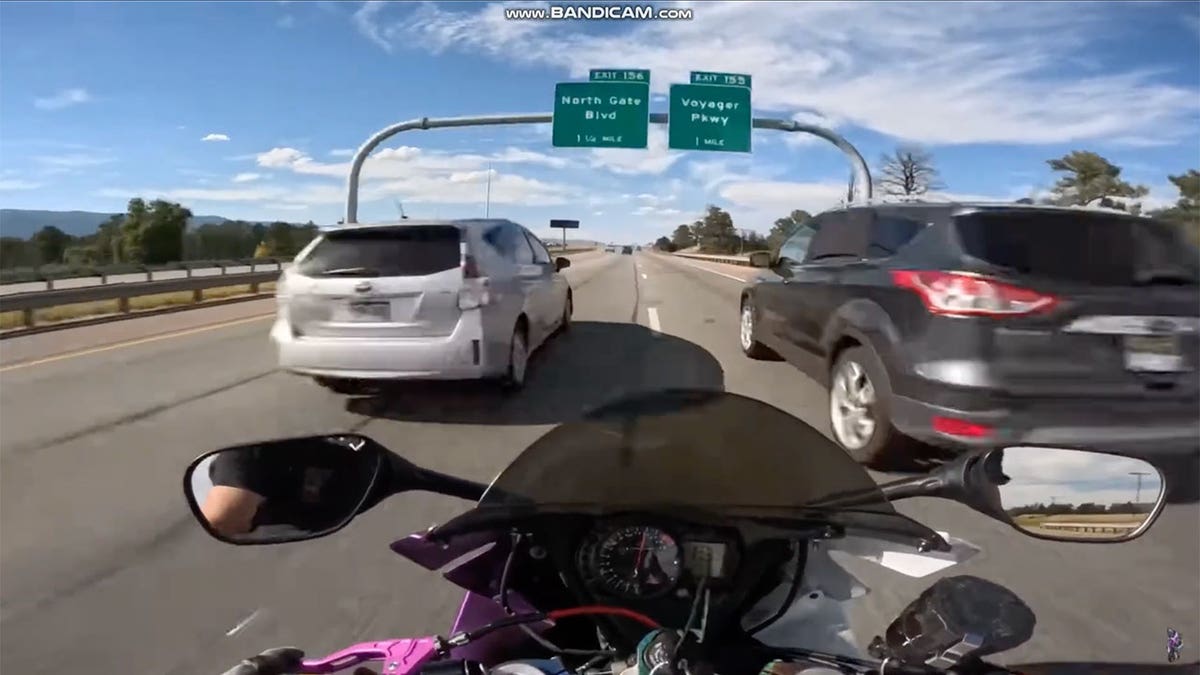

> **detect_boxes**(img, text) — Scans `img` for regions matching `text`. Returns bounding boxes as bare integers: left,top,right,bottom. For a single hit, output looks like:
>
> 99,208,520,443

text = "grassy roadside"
0,282,277,330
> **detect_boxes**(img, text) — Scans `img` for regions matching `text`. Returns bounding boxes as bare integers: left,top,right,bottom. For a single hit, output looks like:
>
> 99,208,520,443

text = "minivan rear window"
954,210,1199,286
295,226,462,278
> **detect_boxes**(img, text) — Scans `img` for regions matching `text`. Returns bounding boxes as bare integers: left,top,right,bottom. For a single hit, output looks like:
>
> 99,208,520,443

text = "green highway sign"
668,71,753,153
690,71,751,89
590,69,651,84
553,80,650,149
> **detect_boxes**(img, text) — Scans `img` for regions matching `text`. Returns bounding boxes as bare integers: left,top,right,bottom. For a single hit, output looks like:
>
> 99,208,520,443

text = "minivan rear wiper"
319,267,381,277
1133,267,1199,286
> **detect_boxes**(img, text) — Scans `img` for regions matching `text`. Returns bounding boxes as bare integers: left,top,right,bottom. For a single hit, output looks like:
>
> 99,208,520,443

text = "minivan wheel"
739,297,774,359
500,325,529,392
829,346,901,467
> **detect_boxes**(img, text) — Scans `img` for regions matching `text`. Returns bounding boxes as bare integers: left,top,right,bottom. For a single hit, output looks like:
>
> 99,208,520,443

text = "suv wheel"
829,346,901,466
559,294,572,333
500,324,528,392
739,297,774,359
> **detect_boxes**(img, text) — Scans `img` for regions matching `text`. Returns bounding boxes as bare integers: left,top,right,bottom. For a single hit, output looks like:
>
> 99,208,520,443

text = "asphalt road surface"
1,251,1196,674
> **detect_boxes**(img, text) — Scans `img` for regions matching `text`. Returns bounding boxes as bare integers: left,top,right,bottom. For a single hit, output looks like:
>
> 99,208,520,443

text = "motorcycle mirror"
992,446,1166,543
183,434,488,545
182,434,387,545
866,446,1167,544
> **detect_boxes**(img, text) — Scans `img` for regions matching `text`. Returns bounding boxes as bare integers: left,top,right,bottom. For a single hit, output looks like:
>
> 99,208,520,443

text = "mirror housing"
555,257,571,271
819,446,1167,544
747,251,772,268
183,434,487,546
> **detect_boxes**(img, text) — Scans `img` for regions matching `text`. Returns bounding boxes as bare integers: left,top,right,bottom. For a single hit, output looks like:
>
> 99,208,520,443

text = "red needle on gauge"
633,531,647,578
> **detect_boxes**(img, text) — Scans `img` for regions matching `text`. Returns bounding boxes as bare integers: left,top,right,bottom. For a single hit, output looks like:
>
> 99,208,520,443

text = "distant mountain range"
0,209,238,239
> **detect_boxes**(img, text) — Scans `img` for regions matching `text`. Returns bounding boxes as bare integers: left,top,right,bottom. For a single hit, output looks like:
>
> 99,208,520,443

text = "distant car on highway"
621,246,633,255
272,218,573,394
738,201,1200,467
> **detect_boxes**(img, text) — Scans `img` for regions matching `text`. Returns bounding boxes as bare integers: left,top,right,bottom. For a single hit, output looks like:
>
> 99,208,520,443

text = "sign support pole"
344,114,872,224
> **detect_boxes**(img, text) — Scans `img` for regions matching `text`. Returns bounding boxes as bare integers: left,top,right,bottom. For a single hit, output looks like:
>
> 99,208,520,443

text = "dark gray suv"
738,202,1200,468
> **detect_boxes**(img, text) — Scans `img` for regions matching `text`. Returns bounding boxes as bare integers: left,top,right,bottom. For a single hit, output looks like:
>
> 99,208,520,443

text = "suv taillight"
890,270,1058,317
459,254,490,309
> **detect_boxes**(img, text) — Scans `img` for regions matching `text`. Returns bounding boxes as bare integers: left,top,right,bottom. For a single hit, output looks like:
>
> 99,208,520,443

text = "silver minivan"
271,219,573,394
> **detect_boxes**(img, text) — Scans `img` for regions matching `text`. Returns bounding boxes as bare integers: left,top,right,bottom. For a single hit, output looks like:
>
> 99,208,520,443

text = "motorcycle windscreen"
466,390,933,540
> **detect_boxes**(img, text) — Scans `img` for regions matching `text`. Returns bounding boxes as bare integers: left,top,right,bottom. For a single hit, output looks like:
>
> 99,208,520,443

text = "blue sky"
1,0,1198,244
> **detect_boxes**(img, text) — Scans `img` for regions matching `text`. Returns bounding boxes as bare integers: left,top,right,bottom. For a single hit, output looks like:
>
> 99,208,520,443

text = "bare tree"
877,145,944,197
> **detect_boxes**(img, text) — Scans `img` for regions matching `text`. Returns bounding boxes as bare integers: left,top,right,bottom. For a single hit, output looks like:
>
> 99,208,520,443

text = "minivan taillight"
459,254,490,309
890,270,1058,317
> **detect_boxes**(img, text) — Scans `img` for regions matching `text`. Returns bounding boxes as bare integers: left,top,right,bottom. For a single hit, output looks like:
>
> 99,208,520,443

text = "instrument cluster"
574,520,740,602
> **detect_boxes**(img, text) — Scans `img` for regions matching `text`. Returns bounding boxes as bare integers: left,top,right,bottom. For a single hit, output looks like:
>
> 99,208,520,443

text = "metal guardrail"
0,259,288,291
0,248,600,330
669,251,758,267
1036,521,1140,534
0,271,281,329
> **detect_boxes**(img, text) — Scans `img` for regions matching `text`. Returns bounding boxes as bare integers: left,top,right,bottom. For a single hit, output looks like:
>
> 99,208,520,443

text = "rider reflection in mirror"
198,439,365,538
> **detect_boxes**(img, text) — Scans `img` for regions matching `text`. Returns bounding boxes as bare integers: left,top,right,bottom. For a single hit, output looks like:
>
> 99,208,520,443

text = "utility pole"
485,162,492,218
1130,471,1151,504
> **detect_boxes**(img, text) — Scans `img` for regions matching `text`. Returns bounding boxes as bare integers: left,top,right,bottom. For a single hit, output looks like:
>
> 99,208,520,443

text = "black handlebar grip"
219,647,306,675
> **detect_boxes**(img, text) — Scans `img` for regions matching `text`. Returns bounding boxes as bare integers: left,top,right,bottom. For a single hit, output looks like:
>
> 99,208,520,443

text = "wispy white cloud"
329,148,355,157
202,133,231,142
34,88,91,111
34,153,114,169
356,1,1200,147
233,172,263,183
0,179,43,191
587,126,679,175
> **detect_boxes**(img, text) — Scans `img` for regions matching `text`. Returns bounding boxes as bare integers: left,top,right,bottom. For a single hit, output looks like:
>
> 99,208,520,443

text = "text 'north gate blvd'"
552,79,650,149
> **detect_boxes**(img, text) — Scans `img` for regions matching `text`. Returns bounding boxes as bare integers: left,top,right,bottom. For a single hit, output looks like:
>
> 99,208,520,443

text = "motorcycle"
181,390,1171,675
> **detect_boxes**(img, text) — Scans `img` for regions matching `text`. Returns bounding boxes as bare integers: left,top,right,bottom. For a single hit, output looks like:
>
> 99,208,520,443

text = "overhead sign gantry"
343,68,871,224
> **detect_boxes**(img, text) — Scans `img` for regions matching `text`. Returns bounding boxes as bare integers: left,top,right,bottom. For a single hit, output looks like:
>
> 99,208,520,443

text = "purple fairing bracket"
297,529,548,672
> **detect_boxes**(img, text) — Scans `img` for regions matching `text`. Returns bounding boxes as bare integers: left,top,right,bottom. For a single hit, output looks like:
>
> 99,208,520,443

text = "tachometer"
592,526,682,599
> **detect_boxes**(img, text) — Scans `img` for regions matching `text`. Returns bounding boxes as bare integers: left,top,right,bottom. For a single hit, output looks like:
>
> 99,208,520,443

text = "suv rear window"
954,210,1199,286
296,226,462,278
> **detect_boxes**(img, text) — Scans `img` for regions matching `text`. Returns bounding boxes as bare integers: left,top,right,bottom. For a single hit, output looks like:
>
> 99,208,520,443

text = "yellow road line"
0,313,276,373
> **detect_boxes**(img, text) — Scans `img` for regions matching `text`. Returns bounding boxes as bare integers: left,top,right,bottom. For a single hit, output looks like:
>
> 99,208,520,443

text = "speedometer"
592,526,682,599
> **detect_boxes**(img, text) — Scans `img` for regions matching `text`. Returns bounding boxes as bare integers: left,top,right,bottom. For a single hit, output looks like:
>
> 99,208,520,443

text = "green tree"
1046,151,1148,210
121,198,149,262
695,205,737,253
142,199,192,264
1150,169,1199,245
31,225,72,265
768,209,812,250
94,215,124,264
670,223,695,250
0,237,37,269
654,236,674,252
741,231,769,251
878,145,944,197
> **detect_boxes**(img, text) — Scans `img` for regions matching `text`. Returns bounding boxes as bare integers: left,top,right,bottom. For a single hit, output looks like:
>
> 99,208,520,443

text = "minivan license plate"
1123,334,1186,372
345,301,390,322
